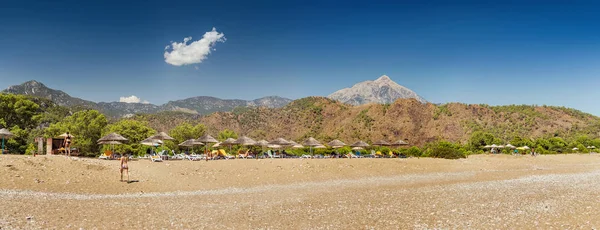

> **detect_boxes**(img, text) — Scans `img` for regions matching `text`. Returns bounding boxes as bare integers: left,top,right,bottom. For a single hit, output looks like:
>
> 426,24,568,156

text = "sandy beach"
2,154,600,229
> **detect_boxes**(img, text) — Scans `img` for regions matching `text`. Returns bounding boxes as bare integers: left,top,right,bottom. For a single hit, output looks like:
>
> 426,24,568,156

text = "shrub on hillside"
427,141,467,159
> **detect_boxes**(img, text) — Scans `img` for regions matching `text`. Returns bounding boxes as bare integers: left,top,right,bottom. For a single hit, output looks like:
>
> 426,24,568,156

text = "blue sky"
0,1,599,115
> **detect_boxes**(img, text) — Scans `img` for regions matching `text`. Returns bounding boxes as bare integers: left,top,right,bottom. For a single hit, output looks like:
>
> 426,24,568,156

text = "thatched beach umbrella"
149,132,175,141
141,137,162,154
302,137,322,156
350,141,370,148
372,140,391,147
269,138,291,146
0,128,14,154
256,140,269,147
179,139,204,153
505,144,516,149
391,140,409,146
235,136,257,146
98,132,128,142
197,134,218,161
220,138,237,153
327,139,346,149
98,140,123,153
254,140,269,159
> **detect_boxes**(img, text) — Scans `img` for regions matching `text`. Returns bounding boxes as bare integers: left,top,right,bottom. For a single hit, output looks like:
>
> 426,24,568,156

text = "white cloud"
164,27,226,66
119,95,150,104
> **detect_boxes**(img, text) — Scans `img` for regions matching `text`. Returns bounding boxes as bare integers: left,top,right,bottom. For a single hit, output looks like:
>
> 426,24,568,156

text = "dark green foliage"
102,119,156,156
45,110,108,156
426,141,467,159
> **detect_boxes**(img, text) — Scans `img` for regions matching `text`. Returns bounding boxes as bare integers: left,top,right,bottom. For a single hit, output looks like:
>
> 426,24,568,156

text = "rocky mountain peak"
328,75,427,105
375,75,391,82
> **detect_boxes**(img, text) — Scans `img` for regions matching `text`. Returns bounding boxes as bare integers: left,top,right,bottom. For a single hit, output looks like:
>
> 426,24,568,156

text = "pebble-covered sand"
1,154,600,229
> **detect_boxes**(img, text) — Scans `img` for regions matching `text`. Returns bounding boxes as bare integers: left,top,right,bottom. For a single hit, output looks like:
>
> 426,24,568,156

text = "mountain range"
2,75,426,117
2,80,293,117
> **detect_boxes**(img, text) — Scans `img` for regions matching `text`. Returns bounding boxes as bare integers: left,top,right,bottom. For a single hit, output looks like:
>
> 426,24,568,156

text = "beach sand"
1,154,600,229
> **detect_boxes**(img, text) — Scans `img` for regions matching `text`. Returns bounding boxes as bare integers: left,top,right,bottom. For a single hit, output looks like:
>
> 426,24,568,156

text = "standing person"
120,155,129,182
63,132,72,157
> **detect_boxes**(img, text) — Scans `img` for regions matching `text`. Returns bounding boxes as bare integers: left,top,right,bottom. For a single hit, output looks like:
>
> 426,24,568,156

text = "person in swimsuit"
63,132,72,156
120,155,129,182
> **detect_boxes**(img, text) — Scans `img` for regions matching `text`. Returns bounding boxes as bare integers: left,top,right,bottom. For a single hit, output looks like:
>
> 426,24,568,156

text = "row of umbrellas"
96,131,411,158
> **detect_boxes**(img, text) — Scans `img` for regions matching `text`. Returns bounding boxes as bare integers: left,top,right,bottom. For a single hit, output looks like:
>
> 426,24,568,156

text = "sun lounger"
238,150,252,159
150,155,163,162
218,149,235,159
98,150,113,160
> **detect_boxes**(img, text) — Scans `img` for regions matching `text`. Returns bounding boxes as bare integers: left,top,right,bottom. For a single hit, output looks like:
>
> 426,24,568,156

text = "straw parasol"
483,145,492,149
391,140,409,146
141,137,163,154
220,138,237,153
98,132,128,142
350,141,370,148
505,144,516,149
302,137,322,156
178,139,204,154
0,128,14,154
256,140,269,147
352,147,364,150
289,141,304,149
234,136,256,146
269,138,291,146
141,137,162,146
327,139,346,148
314,144,326,149
98,140,123,153
372,140,391,146
149,132,175,141
197,134,218,161
182,139,204,147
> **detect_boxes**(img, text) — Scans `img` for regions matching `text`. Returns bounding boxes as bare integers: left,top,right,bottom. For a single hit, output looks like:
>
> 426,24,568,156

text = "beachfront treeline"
1,93,600,159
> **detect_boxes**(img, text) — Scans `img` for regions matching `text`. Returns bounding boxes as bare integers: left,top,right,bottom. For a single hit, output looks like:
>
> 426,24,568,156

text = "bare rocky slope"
137,97,600,145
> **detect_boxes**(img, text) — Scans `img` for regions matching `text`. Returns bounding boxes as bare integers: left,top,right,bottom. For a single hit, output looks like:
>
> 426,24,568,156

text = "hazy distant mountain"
328,75,427,105
2,80,96,108
161,96,292,115
2,80,292,117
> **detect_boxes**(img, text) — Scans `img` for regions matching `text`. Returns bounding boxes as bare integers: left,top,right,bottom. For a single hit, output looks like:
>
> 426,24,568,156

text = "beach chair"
266,150,275,159
388,151,395,158
301,154,312,159
98,150,112,160
347,150,362,158
157,150,169,160
219,149,235,159
238,150,251,159
150,154,163,162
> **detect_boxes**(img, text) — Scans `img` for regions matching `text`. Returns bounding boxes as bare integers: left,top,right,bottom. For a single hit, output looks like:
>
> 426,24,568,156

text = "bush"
403,146,423,158
25,143,36,155
427,141,467,159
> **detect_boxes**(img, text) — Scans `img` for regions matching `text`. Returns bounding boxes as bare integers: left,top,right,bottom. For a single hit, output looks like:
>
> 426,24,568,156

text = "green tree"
468,131,498,151
169,122,206,148
427,141,466,159
0,94,42,130
45,110,107,156
403,146,423,158
217,129,238,141
102,119,156,156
